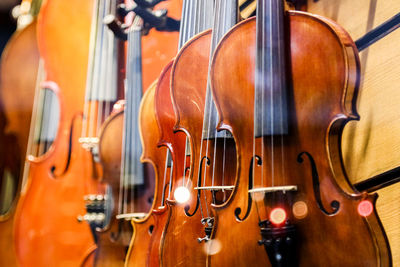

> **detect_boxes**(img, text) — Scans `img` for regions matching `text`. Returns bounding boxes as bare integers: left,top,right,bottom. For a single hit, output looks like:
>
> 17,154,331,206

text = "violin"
0,1,40,266
13,0,112,265
122,80,171,266
94,1,181,265
158,1,240,266
146,58,188,267
209,0,391,266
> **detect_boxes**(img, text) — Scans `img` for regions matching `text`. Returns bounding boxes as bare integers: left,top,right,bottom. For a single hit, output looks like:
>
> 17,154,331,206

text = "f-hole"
297,151,340,215
235,155,260,221
184,155,210,217
161,182,170,206
51,114,76,178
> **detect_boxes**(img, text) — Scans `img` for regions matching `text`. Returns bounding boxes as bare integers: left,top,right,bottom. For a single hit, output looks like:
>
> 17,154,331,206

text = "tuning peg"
116,3,180,33
134,7,180,32
117,3,132,17
133,0,166,8
104,14,128,40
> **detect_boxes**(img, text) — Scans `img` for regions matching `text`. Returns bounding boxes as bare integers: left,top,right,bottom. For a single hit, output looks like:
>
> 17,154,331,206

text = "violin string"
96,0,107,134
221,137,227,201
277,0,286,188
200,0,220,219
206,0,217,210
23,59,45,187
43,88,54,153
180,0,190,188
194,0,200,36
222,0,230,201
180,0,191,189
192,0,208,218
105,0,115,124
29,60,45,158
254,0,266,222
88,0,105,140
161,150,170,207
129,26,134,214
81,0,100,140
218,0,230,202
268,0,274,190
261,0,267,190
98,0,113,137
131,20,140,214
210,0,222,190
167,150,174,200
97,0,111,138
36,88,46,156
103,0,117,119
177,0,187,49
131,16,145,214
128,19,137,213
122,28,133,215
118,10,128,216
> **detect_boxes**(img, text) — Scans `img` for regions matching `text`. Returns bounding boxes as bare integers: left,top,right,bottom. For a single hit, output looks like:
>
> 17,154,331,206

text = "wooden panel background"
307,0,400,265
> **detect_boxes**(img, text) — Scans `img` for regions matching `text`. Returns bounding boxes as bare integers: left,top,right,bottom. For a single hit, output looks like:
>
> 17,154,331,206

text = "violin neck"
178,0,214,50
202,0,238,139
81,0,119,140
254,0,288,137
122,18,145,186
85,0,118,103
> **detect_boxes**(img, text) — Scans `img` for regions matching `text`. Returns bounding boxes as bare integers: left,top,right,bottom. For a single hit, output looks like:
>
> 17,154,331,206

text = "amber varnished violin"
209,0,391,266
13,0,110,265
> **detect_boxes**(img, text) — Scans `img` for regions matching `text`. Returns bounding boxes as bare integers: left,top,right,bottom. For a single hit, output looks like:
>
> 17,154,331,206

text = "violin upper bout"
289,10,361,119
170,30,212,134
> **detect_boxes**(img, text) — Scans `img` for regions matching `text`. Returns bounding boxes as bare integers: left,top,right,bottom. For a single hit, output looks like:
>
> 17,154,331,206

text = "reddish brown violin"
209,0,391,266
160,1,239,266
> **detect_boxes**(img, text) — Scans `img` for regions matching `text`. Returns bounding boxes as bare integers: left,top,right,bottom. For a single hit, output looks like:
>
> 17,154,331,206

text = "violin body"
13,0,99,265
148,61,188,267
210,12,390,266
95,1,182,264
162,28,236,266
162,31,212,267
0,20,39,267
99,83,157,266
123,82,168,267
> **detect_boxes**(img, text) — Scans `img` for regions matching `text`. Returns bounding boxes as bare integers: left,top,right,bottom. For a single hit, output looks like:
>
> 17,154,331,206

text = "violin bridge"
249,185,297,194
116,213,147,220
194,185,235,191
79,137,99,149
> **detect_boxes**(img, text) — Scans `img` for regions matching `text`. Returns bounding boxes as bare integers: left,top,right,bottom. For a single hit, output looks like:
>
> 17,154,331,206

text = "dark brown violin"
209,0,391,266
0,1,40,265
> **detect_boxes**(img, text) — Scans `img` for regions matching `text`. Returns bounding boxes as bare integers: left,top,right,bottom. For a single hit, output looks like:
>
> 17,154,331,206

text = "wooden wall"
307,0,400,265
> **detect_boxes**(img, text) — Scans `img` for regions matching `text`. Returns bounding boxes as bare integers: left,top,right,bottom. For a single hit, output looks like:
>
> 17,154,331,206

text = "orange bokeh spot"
292,201,308,219
270,208,287,225
357,200,373,217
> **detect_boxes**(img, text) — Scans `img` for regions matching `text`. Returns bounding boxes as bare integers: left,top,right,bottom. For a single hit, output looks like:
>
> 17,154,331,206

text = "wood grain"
308,1,400,265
